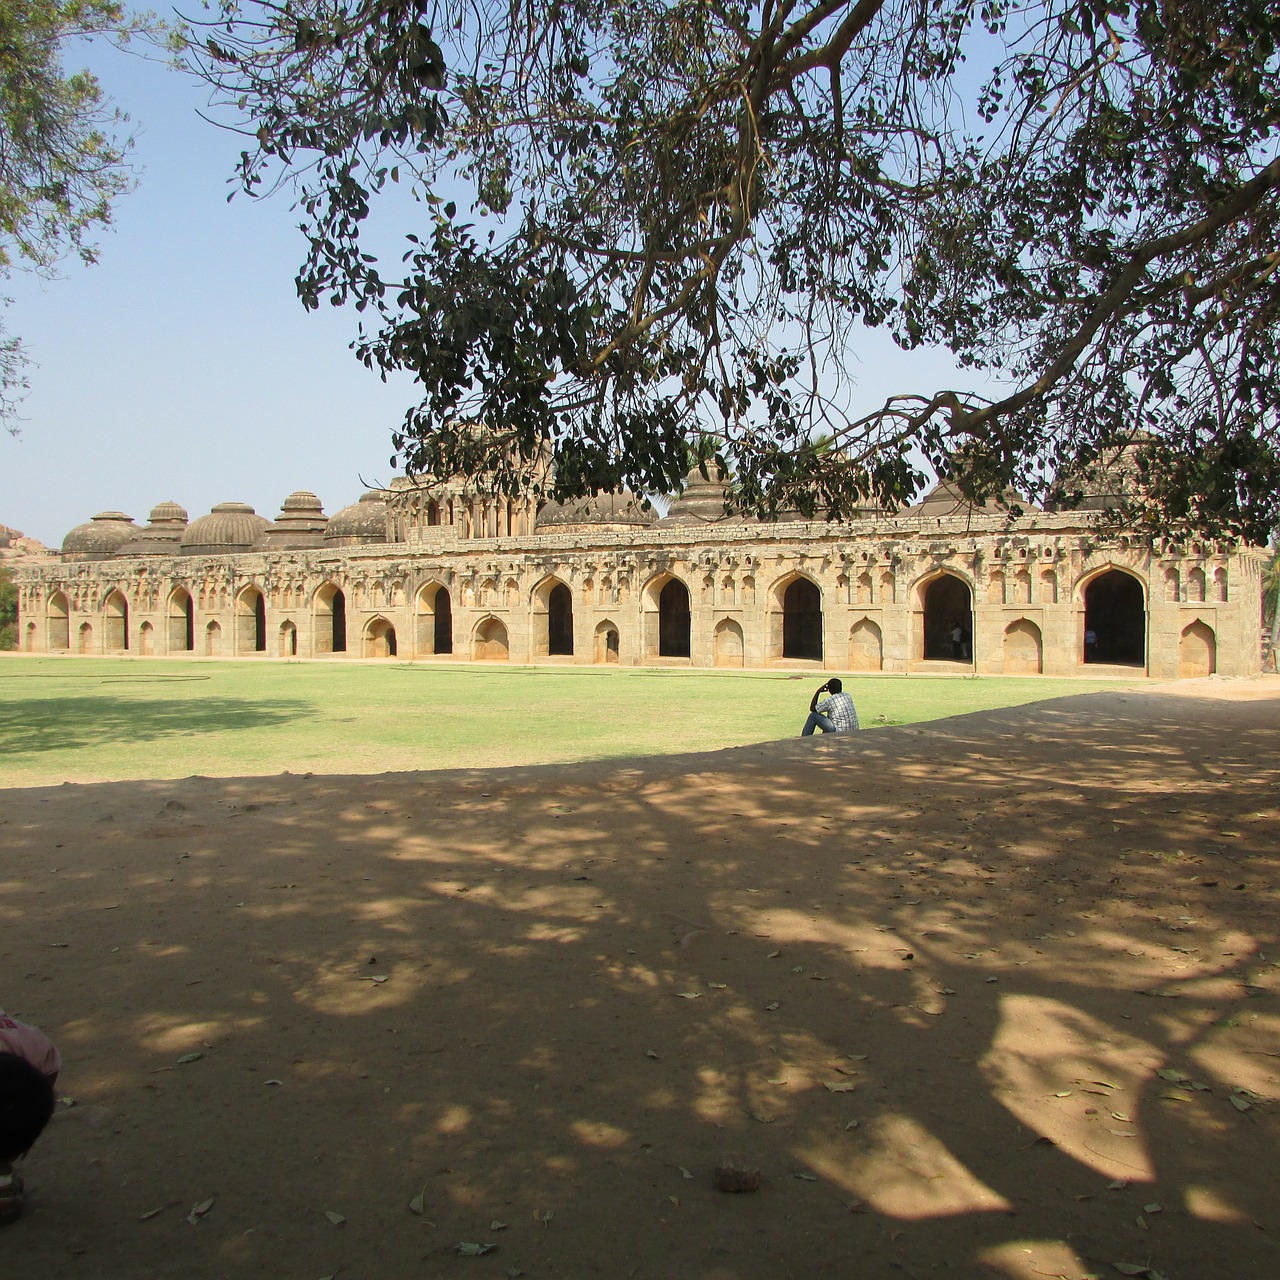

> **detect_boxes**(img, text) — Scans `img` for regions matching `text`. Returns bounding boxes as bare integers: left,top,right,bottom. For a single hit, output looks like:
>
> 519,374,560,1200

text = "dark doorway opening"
1084,570,1145,665
548,583,574,655
782,578,823,659
923,575,973,661
659,579,691,657
434,588,452,654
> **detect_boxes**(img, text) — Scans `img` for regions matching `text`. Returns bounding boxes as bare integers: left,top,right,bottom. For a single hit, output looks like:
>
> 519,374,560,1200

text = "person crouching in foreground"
0,1008,60,1226
801,678,859,736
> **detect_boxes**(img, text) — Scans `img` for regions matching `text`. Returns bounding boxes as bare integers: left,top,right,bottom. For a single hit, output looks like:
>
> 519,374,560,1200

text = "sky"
0,34,1001,548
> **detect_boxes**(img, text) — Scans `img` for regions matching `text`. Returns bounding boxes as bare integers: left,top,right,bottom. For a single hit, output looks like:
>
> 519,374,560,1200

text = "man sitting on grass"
0,1008,60,1226
801,679,859,736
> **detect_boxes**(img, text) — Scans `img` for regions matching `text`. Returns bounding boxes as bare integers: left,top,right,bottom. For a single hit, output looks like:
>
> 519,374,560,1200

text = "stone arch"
1186,566,1206,603
1003,618,1043,674
1040,568,1058,604
1013,569,1032,605
531,575,573,657
849,618,883,672
1081,567,1146,666
416,581,453,656
314,583,347,654
1212,567,1228,602
1179,620,1216,678
988,569,1006,604
103,589,129,652
642,573,691,659
46,590,70,650
167,586,194,653
714,617,745,667
856,571,874,605
473,615,509,661
138,621,155,656
236,584,267,654
770,573,823,661
919,572,973,662
77,620,94,654
594,619,620,664
23,620,37,651
364,615,398,658
1163,566,1180,602
279,620,298,657
204,619,222,657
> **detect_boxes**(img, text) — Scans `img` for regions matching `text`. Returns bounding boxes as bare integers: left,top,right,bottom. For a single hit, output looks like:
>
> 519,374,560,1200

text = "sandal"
0,1172,25,1226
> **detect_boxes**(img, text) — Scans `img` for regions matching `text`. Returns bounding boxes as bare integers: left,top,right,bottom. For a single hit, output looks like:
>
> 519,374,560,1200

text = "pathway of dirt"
1,680,1277,1279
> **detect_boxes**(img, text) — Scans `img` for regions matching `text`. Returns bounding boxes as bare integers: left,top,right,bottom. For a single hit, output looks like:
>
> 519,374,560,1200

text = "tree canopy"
190,0,1280,541
0,0,152,427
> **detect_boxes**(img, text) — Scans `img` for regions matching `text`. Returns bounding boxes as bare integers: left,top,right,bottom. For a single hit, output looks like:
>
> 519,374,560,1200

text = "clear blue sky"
0,36,1000,548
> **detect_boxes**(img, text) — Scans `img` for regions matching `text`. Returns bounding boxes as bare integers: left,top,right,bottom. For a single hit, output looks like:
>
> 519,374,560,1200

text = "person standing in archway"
801,679,859,736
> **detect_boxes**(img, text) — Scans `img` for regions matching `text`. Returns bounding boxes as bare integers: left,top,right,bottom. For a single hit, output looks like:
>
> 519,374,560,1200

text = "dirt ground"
1,679,1277,1280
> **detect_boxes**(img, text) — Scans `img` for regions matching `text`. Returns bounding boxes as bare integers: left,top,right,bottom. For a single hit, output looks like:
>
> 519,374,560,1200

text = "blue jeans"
801,711,837,736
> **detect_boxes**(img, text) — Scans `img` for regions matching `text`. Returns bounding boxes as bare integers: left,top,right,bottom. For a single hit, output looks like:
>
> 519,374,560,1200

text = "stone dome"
253,490,329,551
117,501,189,557
659,466,753,527
325,490,390,547
535,490,656,533
180,502,270,556
62,511,138,560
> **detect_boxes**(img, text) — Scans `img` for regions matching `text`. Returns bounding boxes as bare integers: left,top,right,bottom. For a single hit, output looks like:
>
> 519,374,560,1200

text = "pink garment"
0,1009,61,1080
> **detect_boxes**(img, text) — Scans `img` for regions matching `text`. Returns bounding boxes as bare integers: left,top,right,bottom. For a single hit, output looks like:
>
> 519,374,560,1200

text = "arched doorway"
1083,569,1145,666
237,586,267,653
138,621,154,655
417,583,452,655
103,590,129,651
78,621,94,654
658,578,691,658
279,621,298,656
314,584,347,654
1003,619,1043,674
365,617,397,657
548,583,573,656
47,591,70,650
168,588,194,653
1179,620,1216,677
594,621,620,664
782,577,823,659
714,618,745,667
849,619,883,672
205,620,222,656
922,574,972,661
474,617,509,660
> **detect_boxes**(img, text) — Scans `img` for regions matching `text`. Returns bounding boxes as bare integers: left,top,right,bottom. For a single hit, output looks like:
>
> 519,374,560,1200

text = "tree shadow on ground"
0,688,1276,1280
0,695,315,754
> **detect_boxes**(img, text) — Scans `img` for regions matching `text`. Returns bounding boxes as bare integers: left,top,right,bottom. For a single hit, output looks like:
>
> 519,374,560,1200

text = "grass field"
0,656,1134,787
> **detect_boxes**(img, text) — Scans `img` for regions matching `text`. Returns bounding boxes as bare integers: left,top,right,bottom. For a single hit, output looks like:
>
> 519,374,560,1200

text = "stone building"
14,461,1267,678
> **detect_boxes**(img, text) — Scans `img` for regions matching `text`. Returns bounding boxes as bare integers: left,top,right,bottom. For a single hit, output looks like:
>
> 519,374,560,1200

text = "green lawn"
0,656,1133,787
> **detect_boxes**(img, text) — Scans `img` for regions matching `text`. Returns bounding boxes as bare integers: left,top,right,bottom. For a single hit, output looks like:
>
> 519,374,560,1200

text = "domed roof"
62,511,138,560
180,502,270,556
535,490,656,532
907,479,1037,517
117,501,189,557
325,490,389,546
253,490,329,551
659,466,753,527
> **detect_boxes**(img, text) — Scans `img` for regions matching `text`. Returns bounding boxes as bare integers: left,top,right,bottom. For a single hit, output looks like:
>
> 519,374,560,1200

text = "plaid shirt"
816,691,859,732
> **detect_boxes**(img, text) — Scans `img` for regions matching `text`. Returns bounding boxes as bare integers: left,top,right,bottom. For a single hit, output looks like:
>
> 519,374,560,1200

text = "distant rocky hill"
0,522,54,565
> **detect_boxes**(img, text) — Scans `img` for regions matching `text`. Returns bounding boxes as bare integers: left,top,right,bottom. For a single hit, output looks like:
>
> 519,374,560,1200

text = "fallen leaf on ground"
186,1197,215,1225
325,1210,346,1226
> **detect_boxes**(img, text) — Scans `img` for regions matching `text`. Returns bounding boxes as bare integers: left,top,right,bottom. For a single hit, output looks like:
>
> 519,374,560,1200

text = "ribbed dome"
180,502,270,556
253,490,329,551
117,500,189,557
62,511,138,560
324,490,389,546
535,490,656,532
659,466,752,527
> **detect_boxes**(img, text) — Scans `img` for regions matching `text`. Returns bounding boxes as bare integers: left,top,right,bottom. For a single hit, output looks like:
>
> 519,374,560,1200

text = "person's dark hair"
0,1052,55,1161
827,678,842,693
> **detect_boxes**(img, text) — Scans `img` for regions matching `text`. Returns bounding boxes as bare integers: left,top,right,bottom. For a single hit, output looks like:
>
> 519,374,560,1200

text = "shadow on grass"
0,695,315,754
0,690,1276,1278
